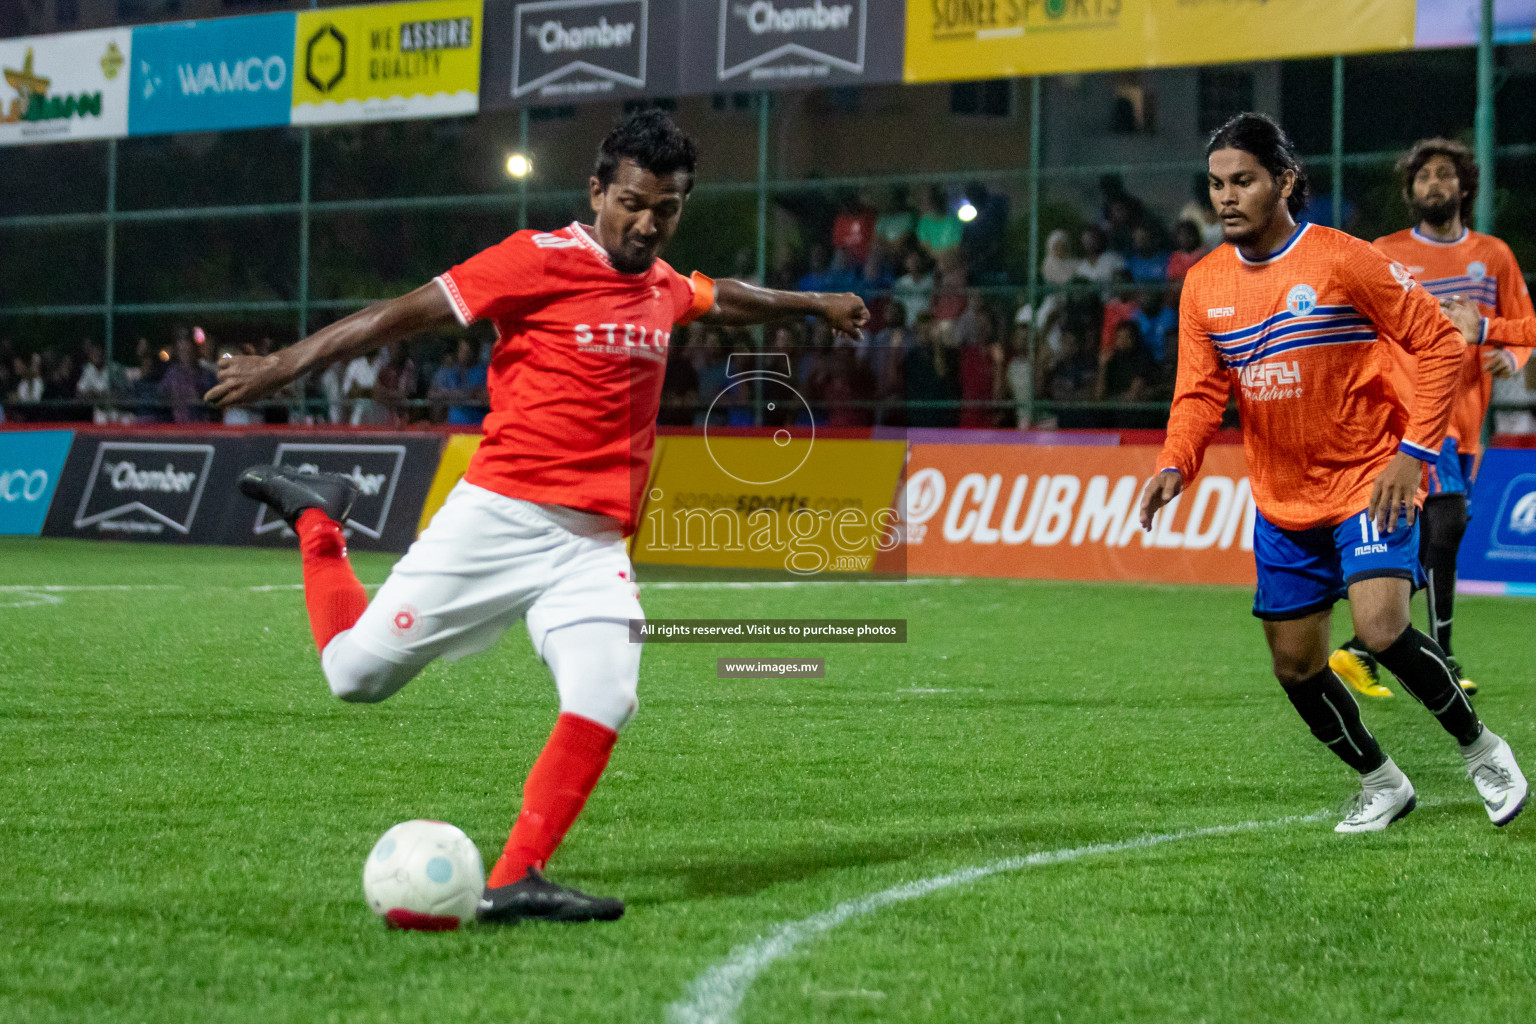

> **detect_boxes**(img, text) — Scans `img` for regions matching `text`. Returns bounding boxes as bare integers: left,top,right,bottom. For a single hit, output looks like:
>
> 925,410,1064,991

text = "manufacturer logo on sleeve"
719,0,865,82
73,441,214,536
512,0,646,99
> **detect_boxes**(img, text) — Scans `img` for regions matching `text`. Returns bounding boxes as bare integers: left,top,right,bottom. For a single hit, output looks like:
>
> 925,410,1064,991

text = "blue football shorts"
1252,507,1424,620
1426,436,1475,498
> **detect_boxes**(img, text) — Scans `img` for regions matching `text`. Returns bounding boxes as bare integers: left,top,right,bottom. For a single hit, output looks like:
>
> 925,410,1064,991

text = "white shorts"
348,480,644,669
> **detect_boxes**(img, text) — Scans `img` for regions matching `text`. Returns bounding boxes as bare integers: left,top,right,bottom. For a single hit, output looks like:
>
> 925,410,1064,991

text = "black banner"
678,0,904,94
43,430,443,553
480,0,903,108
45,435,244,545
481,0,680,108
241,435,441,553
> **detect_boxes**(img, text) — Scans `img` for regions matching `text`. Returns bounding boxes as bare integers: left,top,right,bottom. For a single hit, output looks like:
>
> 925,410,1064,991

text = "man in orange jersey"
1330,138,1532,700
1141,114,1526,832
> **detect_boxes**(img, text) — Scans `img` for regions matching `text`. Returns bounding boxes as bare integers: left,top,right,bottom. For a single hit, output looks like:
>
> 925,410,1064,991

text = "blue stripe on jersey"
1218,329,1378,370
1214,313,1373,359
1422,278,1499,303
1236,330,1379,367
1210,304,1356,344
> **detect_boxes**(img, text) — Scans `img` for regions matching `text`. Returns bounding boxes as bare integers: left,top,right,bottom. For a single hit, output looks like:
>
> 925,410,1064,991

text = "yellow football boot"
1330,646,1393,698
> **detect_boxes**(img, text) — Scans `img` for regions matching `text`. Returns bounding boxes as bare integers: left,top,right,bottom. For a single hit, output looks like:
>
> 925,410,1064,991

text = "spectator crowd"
657,173,1232,430
0,327,493,428
9,172,1535,432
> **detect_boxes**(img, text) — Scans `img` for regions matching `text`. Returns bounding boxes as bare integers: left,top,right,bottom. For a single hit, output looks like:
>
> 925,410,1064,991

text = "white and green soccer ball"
362,819,484,930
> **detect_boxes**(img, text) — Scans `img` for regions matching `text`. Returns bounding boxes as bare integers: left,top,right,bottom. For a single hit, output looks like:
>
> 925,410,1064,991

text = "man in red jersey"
1141,113,1526,834
206,110,868,925
1330,138,1532,700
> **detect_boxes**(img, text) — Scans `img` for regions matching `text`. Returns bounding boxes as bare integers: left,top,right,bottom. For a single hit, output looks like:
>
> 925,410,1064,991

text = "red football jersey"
436,222,714,533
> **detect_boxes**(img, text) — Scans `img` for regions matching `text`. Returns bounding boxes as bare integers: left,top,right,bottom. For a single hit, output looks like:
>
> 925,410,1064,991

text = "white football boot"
1336,772,1417,834
1461,729,1529,827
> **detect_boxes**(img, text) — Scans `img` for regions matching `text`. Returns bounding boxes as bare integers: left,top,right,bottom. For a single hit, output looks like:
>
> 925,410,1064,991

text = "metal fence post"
754,91,770,425
756,91,770,286
518,107,530,231
298,126,312,341
104,137,117,364
1331,55,1344,231
1475,0,1496,232
1024,75,1042,429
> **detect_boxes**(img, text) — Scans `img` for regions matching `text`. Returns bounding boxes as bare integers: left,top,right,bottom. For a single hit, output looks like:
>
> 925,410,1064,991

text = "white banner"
0,28,132,146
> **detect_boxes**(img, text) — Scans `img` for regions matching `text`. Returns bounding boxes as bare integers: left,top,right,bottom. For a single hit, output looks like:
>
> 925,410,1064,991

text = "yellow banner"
633,437,907,574
416,432,483,534
905,0,1416,83
293,0,481,125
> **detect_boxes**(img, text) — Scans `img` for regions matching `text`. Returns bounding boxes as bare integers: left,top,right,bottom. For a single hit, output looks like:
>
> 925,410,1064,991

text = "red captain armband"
677,271,715,326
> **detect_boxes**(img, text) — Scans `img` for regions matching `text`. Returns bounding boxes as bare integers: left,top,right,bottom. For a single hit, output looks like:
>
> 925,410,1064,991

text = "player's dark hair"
1206,112,1310,217
1399,137,1478,223
594,108,698,193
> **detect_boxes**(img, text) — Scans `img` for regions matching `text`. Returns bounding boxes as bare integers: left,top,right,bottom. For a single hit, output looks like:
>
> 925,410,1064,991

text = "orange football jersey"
1373,227,1533,455
1159,223,1462,532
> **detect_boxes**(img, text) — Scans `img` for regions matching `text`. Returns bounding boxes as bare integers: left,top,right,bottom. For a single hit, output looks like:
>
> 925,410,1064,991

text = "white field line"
0,584,185,591
0,584,185,608
667,809,1337,1024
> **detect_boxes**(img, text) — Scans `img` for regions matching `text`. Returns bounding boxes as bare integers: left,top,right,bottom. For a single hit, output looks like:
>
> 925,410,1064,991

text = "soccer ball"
362,820,485,930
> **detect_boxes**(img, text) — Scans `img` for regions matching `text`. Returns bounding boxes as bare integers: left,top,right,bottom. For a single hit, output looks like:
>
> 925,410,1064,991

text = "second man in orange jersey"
1141,114,1526,833
1331,138,1532,699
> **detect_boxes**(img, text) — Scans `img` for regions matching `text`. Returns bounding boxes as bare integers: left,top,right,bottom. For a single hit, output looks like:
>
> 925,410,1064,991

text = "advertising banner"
292,0,483,126
44,435,237,543
900,444,1257,585
679,0,905,93
417,432,482,531
0,431,74,536
482,0,679,106
1414,0,1536,48
41,430,442,552
904,0,1416,83
0,28,132,146
241,434,443,552
129,13,297,136
632,435,906,573
1457,449,1536,588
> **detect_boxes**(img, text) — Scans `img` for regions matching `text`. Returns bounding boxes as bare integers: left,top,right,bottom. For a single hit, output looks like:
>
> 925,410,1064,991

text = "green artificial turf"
2,538,1534,1024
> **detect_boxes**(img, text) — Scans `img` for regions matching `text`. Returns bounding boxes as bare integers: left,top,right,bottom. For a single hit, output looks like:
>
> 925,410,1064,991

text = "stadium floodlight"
957,201,978,223
506,154,533,179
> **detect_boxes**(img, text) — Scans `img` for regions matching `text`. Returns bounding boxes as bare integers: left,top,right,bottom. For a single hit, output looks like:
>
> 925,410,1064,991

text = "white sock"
1460,727,1498,761
1361,757,1407,791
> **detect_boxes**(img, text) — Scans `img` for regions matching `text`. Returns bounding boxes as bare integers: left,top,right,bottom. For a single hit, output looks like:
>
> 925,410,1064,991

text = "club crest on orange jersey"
1468,260,1488,281
1285,283,1317,317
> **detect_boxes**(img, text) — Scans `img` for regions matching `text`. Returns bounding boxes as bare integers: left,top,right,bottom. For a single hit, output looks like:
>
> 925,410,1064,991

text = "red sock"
487,713,618,888
297,509,368,653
